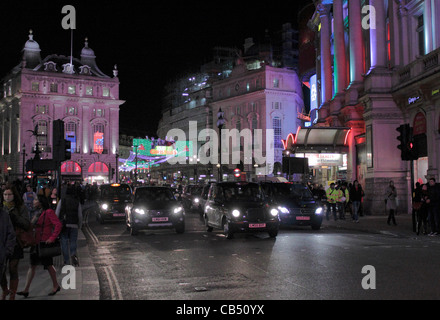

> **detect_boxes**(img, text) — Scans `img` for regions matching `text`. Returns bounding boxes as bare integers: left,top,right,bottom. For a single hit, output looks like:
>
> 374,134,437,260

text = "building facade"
300,0,440,215
154,27,304,183
0,31,124,185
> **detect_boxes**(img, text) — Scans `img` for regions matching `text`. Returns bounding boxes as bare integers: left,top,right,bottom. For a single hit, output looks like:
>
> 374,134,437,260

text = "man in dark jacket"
349,180,364,223
56,184,82,266
0,208,16,292
427,178,440,235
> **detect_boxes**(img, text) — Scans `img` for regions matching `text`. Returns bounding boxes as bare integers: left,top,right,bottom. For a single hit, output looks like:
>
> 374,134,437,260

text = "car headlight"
194,198,199,203
174,207,183,214
134,208,145,215
270,208,279,217
232,209,240,218
101,203,109,211
315,207,323,215
277,206,289,214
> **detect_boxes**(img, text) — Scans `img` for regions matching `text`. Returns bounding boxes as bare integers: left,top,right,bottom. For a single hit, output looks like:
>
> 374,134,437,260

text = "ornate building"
300,0,440,215
0,31,124,184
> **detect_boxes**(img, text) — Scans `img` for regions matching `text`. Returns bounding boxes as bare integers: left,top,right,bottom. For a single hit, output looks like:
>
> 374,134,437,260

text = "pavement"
9,206,424,300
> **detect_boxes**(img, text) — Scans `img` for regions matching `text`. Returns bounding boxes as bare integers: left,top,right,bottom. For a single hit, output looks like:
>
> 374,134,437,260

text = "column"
333,0,347,94
349,0,363,84
398,4,409,65
424,0,433,54
369,0,387,69
434,0,440,49
318,4,333,104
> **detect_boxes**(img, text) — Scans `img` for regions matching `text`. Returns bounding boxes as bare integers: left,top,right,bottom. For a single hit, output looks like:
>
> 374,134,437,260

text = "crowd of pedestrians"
412,178,440,236
0,180,83,299
310,180,364,223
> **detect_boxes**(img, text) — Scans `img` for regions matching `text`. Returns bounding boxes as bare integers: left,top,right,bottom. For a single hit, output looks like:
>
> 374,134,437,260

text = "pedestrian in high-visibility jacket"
326,183,341,221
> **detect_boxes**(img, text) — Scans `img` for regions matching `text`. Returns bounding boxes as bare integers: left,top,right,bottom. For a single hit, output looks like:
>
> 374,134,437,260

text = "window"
37,120,48,147
246,83,250,92
251,115,258,131
102,87,110,97
86,86,93,96
274,102,280,110
50,83,58,93
32,82,39,92
273,117,282,149
35,105,48,114
67,107,77,115
273,78,279,88
68,85,76,95
66,122,77,153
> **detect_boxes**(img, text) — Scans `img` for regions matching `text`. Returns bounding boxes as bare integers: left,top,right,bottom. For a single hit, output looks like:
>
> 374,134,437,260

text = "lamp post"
217,108,225,182
22,144,26,183
115,149,119,183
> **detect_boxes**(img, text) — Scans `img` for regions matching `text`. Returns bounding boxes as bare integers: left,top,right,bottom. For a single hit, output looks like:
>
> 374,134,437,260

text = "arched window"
37,120,48,147
88,162,109,173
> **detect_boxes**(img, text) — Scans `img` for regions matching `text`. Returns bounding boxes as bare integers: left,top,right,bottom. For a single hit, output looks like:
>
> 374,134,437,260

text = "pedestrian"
338,183,349,220
412,182,423,233
56,184,82,266
1,184,31,300
350,180,364,223
417,184,429,235
17,195,62,298
325,183,341,221
0,206,16,298
49,187,58,210
427,178,440,236
22,184,37,220
385,180,398,225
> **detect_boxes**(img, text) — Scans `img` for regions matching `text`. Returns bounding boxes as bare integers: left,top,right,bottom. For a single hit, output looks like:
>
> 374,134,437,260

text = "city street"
83,206,440,300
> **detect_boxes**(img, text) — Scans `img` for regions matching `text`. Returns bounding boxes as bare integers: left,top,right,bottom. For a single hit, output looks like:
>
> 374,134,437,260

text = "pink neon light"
344,129,352,146
282,127,302,150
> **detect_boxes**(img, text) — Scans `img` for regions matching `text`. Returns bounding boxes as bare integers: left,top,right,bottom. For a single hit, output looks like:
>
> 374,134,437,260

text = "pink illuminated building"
0,31,124,184
295,0,440,215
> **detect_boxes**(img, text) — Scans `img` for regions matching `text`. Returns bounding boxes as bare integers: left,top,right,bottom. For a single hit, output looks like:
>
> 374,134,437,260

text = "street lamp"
217,108,225,182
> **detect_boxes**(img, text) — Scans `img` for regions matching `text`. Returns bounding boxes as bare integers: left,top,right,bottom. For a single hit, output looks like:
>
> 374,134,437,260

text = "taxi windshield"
221,184,264,202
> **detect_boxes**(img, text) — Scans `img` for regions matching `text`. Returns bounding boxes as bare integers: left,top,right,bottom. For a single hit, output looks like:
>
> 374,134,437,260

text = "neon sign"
94,132,104,154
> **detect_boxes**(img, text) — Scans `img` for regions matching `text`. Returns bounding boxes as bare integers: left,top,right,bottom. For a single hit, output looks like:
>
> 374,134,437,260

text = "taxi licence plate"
296,216,310,221
249,223,266,228
152,217,169,222
113,213,125,217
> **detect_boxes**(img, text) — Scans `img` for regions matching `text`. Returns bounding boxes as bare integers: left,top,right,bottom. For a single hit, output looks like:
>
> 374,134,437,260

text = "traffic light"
396,124,418,161
63,139,72,161
407,127,419,161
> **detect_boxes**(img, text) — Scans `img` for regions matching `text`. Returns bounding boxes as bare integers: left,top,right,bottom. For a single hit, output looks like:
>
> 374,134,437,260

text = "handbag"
15,226,36,248
37,210,61,259
412,202,422,211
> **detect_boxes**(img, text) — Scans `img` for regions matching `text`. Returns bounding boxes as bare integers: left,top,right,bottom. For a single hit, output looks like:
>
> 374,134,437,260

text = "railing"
393,47,440,89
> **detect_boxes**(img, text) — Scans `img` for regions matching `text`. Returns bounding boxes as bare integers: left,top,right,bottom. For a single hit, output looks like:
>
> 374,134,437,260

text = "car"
96,183,132,224
125,186,185,235
260,182,323,230
196,183,213,215
181,185,204,211
203,182,280,239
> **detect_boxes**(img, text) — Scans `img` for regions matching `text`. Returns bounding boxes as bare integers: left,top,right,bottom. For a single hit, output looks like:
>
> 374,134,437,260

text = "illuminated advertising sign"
132,139,193,158
310,74,318,124
66,131,76,153
94,132,104,154
296,153,343,168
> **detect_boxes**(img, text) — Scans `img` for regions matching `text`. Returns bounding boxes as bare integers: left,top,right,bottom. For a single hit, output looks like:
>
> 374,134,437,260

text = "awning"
282,127,351,153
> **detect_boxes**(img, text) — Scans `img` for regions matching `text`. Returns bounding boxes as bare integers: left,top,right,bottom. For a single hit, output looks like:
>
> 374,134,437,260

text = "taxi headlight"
134,208,145,215
270,208,279,217
315,207,323,215
101,203,109,211
174,207,183,214
277,206,289,214
194,198,199,203
232,209,240,218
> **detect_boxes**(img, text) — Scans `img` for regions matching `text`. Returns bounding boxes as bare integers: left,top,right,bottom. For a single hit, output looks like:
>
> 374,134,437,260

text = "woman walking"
17,195,62,297
385,180,398,225
1,184,30,300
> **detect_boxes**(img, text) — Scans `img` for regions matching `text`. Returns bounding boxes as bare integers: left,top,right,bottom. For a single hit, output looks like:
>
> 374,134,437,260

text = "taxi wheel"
176,223,185,234
204,215,213,232
130,227,139,236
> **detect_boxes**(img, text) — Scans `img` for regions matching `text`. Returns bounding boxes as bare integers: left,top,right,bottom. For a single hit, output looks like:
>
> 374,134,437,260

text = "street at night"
1,0,440,306
83,206,440,300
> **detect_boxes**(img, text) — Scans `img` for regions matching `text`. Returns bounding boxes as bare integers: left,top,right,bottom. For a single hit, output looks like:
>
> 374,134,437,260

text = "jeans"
352,201,360,221
60,227,79,264
428,205,440,233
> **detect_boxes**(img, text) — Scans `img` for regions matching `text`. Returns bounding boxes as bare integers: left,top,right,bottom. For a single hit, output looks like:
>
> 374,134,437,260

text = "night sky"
0,0,311,137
